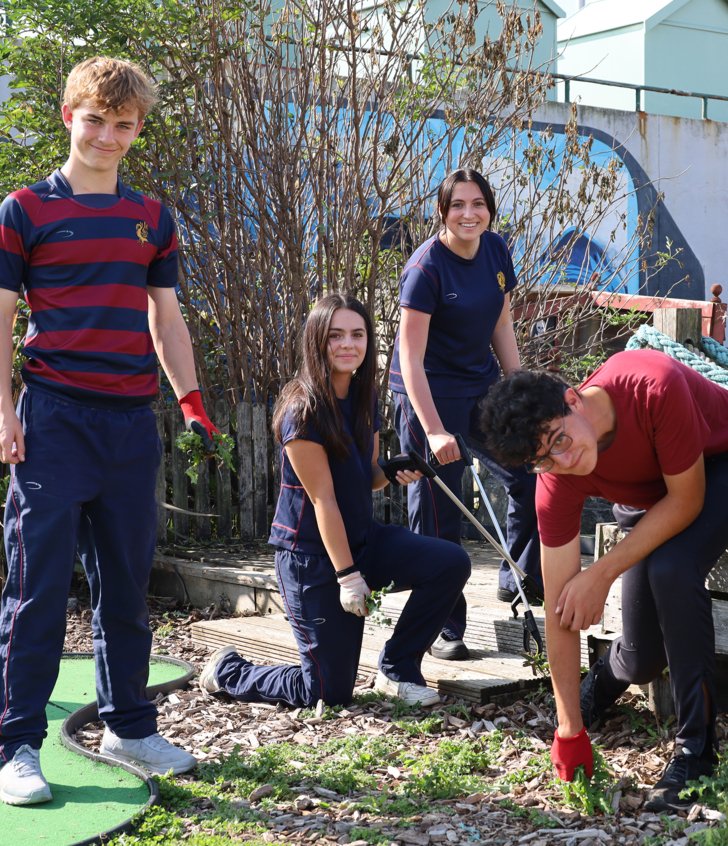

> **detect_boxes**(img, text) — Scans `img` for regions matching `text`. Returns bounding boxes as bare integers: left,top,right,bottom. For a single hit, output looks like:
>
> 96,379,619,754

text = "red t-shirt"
537,349,728,547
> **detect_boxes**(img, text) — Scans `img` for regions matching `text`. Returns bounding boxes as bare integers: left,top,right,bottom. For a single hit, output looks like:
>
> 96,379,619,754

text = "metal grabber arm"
408,444,544,657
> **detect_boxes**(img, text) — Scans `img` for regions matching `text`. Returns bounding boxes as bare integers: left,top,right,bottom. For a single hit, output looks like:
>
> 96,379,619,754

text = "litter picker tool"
453,434,544,606
406,443,544,657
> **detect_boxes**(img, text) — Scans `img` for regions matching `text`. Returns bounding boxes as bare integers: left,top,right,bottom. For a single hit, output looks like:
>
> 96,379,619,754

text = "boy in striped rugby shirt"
0,56,216,804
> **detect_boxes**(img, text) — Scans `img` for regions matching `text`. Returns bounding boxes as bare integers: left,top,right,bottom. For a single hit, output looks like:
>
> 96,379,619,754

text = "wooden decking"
184,541,600,704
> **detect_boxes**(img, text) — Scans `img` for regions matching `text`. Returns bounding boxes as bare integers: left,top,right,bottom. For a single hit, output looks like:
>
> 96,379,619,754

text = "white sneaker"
0,744,52,805
374,670,440,706
198,644,238,694
100,728,197,775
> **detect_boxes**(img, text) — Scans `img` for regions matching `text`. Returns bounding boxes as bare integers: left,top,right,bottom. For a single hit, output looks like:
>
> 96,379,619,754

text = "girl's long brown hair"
272,294,376,458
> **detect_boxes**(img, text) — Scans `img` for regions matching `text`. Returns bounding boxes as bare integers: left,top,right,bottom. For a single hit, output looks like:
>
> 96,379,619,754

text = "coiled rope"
626,324,728,387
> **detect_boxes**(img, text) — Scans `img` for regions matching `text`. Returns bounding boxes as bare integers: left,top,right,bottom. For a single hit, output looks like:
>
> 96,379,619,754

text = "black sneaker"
580,655,607,728
429,634,470,660
644,745,716,812
579,653,629,729
496,586,543,607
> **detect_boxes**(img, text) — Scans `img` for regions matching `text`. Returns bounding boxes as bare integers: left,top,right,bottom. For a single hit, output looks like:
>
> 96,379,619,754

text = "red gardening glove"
551,727,594,781
179,390,219,453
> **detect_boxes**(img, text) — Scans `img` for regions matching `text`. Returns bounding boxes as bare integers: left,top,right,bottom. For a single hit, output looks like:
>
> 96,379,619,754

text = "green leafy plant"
176,430,235,484
522,648,550,678
401,738,496,799
678,752,728,813
557,748,616,815
366,581,395,626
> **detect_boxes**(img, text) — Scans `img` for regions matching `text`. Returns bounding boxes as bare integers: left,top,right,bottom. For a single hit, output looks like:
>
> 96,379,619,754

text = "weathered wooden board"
191,615,542,704
597,522,728,653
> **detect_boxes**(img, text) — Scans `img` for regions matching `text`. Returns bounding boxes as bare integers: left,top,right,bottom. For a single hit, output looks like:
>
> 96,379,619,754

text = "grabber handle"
455,433,473,466
407,449,437,479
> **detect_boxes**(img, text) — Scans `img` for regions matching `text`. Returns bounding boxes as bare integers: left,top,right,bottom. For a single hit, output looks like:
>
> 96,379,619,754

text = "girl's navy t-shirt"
268,387,380,556
388,231,517,398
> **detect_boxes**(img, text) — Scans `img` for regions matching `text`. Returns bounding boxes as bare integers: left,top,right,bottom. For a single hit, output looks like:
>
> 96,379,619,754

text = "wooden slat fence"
156,400,271,543
156,400,501,546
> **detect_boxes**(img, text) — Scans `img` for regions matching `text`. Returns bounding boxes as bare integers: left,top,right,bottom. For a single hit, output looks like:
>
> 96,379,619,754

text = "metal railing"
549,70,728,120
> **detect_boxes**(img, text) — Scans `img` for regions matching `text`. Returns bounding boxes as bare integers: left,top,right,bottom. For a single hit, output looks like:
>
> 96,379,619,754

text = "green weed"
347,826,390,845
400,738,495,799
691,829,728,845
176,430,236,484
365,581,394,626
498,798,561,829
556,748,616,815
641,816,687,845
109,780,269,845
394,714,444,736
199,745,296,798
522,648,550,678
350,793,434,817
680,752,728,813
499,748,552,786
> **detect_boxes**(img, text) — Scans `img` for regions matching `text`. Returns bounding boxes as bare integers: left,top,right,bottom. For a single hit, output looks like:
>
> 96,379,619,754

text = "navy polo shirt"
388,232,517,397
268,389,380,556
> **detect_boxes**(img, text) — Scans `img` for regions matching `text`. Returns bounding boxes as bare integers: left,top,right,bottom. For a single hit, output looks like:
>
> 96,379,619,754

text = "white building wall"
535,99,728,297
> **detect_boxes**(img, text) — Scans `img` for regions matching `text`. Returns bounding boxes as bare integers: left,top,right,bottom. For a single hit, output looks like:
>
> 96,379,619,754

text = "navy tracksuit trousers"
0,388,161,762
393,391,541,640
597,454,728,756
215,522,471,706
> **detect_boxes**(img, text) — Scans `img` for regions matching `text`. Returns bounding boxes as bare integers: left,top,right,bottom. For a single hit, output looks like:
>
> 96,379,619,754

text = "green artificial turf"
1,655,185,846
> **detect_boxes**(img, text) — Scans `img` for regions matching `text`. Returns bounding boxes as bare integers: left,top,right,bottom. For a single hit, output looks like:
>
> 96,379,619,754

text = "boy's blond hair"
63,56,158,118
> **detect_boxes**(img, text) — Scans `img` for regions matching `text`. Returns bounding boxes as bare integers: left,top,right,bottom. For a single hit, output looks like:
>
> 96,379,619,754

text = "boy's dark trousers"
0,388,161,762
605,453,728,756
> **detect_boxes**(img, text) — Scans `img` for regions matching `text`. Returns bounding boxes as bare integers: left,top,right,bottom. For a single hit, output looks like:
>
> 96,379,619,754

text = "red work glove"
551,727,594,781
179,390,219,453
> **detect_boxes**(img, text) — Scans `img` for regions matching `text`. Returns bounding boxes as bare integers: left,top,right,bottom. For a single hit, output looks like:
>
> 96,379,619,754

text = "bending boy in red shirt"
480,349,728,811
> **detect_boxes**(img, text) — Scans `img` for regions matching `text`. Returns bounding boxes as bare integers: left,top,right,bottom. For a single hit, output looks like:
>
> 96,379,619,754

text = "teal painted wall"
557,26,645,111
646,0,728,120
557,0,728,121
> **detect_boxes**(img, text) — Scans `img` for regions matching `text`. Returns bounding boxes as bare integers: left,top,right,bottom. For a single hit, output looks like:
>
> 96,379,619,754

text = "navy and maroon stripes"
0,170,177,405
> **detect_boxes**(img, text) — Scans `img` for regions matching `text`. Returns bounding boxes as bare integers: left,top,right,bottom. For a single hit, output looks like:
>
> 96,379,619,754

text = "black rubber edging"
59,653,196,846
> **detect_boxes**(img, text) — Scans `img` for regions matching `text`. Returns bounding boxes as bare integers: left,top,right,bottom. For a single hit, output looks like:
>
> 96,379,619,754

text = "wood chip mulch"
63,591,727,845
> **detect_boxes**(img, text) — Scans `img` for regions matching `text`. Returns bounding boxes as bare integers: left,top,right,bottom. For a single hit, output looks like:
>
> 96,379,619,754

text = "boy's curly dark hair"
479,370,571,466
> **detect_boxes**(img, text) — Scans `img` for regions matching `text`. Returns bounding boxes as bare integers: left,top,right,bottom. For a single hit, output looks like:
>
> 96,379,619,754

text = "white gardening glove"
337,571,371,617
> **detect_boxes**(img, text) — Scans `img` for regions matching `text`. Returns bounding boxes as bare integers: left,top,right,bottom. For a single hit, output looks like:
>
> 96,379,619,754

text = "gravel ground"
63,587,728,845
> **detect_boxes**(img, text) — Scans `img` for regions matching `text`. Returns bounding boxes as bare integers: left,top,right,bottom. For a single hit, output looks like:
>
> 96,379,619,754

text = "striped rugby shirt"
0,169,178,405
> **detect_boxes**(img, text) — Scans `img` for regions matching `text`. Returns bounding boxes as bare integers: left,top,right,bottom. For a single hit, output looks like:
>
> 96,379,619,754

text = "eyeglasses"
527,420,573,474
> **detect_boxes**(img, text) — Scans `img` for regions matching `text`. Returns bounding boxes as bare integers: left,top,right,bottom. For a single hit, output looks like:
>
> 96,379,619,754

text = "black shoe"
579,652,630,729
429,634,470,660
497,586,543,607
644,745,716,812
580,655,607,728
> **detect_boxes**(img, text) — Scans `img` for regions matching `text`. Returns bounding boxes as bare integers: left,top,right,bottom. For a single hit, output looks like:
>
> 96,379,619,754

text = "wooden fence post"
194,457,211,541
653,307,702,345
236,401,254,539
215,398,232,539
169,411,189,540
252,404,268,537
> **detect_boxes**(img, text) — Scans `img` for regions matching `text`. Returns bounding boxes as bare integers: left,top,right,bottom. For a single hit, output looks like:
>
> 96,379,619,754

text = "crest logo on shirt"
136,221,149,245
497,271,506,292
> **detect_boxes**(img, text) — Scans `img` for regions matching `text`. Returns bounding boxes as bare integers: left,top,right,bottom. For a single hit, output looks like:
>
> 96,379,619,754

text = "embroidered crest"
497,271,506,292
136,221,149,245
